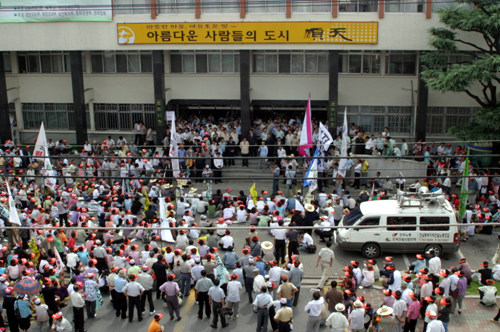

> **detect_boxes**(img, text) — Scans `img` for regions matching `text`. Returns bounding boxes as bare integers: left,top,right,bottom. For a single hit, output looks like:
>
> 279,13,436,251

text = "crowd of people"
0,115,498,332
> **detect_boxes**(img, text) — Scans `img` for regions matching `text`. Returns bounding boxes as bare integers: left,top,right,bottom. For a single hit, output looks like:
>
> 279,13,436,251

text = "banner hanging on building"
0,0,112,23
117,22,378,45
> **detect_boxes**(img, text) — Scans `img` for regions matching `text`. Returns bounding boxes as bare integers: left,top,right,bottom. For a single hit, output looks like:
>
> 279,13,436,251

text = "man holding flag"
298,95,313,157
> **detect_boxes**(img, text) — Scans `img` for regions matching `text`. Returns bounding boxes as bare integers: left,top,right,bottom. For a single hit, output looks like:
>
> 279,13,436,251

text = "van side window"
359,217,380,229
420,216,449,231
387,216,417,231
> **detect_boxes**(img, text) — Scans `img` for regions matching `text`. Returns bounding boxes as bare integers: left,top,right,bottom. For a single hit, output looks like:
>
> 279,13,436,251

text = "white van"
336,189,460,258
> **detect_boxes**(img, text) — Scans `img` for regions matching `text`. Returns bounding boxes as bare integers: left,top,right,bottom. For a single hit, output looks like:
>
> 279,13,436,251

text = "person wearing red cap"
123,274,145,322
50,311,72,332
84,273,99,319
147,313,164,332
423,296,438,332
478,279,497,306
137,265,155,316
227,273,242,320
69,283,85,332
403,292,420,332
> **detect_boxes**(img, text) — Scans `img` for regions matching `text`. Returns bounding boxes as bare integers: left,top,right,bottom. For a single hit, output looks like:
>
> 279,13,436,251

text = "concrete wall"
354,155,427,182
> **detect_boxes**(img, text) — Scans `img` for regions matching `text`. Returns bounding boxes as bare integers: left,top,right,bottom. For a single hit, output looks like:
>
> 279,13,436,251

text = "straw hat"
305,204,315,212
335,303,345,312
261,241,273,250
376,305,394,316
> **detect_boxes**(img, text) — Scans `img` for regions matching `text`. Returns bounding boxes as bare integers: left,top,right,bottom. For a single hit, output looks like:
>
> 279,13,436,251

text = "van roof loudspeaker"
418,186,429,195
427,200,440,210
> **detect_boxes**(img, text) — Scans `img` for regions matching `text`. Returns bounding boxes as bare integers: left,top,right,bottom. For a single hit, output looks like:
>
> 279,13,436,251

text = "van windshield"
343,207,363,226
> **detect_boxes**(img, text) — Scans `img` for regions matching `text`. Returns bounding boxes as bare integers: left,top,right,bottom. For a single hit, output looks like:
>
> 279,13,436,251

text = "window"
247,0,286,13
94,104,155,130
420,216,449,231
387,216,417,231
18,52,72,73
337,106,411,134
22,103,89,130
157,0,196,14
339,0,377,12
386,52,417,75
91,51,152,73
292,0,331,13
339,52,381,74
254,51,329,74
385,0,424,13
387,106,412,133
202,0,239,13
171,51,239,73
358,217,380,229
432,0,472,12
114,0,151,14
343,207,363,226
426,107,476,134
3,52,11,72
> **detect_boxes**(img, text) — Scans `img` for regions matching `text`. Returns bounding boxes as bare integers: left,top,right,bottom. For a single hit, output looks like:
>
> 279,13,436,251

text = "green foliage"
422,0,500,140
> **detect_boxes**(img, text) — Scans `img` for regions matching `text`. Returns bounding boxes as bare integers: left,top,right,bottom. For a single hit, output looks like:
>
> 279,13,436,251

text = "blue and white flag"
304,148,319,193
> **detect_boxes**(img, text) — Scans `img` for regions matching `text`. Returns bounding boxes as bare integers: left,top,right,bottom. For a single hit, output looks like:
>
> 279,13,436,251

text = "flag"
304,148,319,193
250,183,258,204
298,95,313,157
144,191,150,211
54,247,66,270
168,113,180,178
215,253,228,284
295,199,304,212
43,145,57,191
159,197,174,242
318,122,333,152
32,122,47,163
338,109,349,178
28,236,40,262
458,152,470,220
6,181,21,225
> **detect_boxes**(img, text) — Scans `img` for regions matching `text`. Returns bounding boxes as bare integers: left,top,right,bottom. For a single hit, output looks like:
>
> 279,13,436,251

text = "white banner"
32,122,47,164
318,122,333,152
0,0,112,23
338,109,349,178
6,182,21,225
168,113,180,179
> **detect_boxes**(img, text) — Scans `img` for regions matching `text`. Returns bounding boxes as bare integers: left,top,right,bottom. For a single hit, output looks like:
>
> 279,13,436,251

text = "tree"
421,0,500,144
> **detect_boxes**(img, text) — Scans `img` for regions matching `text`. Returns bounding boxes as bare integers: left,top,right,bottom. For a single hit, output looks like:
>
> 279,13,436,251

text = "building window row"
426,107,476,134
91,51,153,73
17,52,78,74
170,51,240,73
112,0,451,15
338,105,414,134
22,103,90,130
94,103,156,131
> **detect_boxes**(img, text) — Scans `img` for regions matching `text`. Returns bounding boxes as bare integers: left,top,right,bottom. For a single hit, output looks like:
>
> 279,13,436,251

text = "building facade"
0,0,481,144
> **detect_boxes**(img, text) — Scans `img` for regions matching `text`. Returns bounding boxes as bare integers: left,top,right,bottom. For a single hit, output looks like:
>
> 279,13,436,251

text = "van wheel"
424,244,442,258
362,243,380,258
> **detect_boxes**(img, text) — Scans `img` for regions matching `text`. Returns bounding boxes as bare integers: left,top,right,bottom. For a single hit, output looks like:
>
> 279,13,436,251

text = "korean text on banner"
318,122,333,152
117,22,378,45
0,1,112,23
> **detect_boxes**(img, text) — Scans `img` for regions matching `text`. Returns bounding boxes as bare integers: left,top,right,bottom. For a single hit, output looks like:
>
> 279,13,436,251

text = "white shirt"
326,312,349,332
428,257,441,275
389,270,402,292
318,247,334,264
393,299,407,319
273,228,287,240
220,235,234,249
304,297,324,317
302,233,314,246
478,285,497,306
227,280,242,303
268,266,283,284
426,319,445,332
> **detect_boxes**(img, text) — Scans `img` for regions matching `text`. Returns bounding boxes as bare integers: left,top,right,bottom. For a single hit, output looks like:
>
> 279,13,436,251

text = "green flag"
458,152,470,220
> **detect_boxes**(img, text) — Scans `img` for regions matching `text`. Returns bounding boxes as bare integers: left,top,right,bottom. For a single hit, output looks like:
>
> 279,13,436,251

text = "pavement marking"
176,292,196,330
403,254,410,269
458,248,465,259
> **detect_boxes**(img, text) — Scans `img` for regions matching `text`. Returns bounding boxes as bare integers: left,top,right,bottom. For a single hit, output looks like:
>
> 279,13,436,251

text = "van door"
385,216,418,252
351,217,381,251
418,216,453,255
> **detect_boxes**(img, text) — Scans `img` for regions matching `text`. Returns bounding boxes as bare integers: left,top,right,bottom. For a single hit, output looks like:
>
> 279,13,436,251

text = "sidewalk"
353,287,499,332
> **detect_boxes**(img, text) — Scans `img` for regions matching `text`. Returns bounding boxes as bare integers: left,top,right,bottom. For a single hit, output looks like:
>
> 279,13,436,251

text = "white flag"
43,145,57,191
318,122,333,152
159,197,174,243
338,109,349,178
32,122,47,163
168,113,180,179
295,199,304,212
6,182,21,225
304,148,319,193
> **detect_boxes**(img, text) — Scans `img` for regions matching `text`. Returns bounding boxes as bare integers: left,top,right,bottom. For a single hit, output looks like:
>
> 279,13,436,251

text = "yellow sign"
117,22,378,45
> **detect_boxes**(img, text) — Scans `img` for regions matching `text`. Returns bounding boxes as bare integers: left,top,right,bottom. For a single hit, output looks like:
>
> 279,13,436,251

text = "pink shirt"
407,300,421,320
